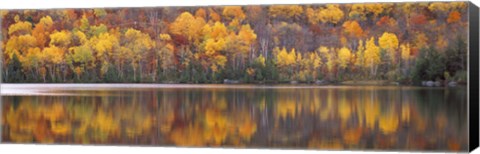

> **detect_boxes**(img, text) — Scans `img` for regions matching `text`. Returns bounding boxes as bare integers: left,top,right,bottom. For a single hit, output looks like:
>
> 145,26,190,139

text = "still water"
1,85,468,152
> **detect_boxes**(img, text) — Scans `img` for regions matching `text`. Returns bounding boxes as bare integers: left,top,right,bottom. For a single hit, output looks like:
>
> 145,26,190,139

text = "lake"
0,84,468,152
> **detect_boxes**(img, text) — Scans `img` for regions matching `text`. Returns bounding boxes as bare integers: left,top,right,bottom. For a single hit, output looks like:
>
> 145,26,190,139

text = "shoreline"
1,83,461,96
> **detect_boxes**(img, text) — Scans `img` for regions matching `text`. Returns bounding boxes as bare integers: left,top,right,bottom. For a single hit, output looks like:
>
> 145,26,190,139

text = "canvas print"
0,1,474,152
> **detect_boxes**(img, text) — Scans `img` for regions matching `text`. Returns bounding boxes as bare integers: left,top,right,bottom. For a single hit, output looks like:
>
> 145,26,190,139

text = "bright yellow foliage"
204,38,226,55
213,55,227,71
349,4,367,20
42,45,65,64
90,32,119,58
364,4,385,16
209,22,228,40
124,28,155,51
354,40,365,68
276,47,297,67
238,24,257,45
22,47,42,69
5,35,37,60
400,43,411,61
364,37,380,68
73,31,88,45
50,30,72,47
8,21,32,35
378,32,399,51
338,47,352,69
378,32,399,62
71,45,94,64
318,4,344,24
159,33,172,41
255,54,266,67
268,5,304,19
170,12,206,42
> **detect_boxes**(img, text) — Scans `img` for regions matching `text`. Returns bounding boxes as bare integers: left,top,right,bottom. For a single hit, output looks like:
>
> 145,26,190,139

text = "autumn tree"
169,12,206,44
268,5,304,21
364,37,380,77
123,28,155,82
378,32,399,65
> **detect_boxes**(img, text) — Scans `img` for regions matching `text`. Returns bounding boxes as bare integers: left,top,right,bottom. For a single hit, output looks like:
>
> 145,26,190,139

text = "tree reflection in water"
1,86,468,152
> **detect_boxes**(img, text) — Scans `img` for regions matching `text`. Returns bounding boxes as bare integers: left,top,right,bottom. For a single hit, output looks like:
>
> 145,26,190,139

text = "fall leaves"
0,2,469,83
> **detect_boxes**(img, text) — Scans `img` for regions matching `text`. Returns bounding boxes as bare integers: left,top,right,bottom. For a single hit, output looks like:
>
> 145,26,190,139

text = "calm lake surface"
0,84,468,152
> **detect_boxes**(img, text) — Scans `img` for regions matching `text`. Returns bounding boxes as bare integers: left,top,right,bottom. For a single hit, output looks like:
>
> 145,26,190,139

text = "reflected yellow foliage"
364,101,380,129
170,124,206,146
1,86,467,151
401,103,410,122
338,97,352,124
275,99,298,119
379,107,399,134
92,110,120,139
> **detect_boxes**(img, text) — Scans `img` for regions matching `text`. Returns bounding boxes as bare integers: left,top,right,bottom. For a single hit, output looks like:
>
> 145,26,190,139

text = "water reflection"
1,86,468,151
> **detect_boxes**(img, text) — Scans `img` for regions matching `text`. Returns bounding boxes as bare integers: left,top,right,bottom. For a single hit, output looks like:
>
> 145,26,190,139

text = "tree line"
1,2,468,84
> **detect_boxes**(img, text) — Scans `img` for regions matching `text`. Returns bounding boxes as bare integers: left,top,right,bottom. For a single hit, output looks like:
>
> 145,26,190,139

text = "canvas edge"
0,7,3,143
468,1,479,152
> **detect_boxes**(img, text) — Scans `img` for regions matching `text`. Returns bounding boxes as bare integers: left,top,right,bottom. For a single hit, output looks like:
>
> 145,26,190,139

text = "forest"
0,2,469,84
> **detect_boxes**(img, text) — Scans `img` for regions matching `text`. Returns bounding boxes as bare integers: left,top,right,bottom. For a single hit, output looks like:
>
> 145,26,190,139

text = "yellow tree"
49,30,72,47
238,24,257,62
364,4,386,17
49,30,72,81
5,35,37,61
349,4,367,21
89,32,120,77
354,40,365,75
158,42,176,79
21,47,42,79
268,5,304,20
317,4,344,25
400,43,411,72
8,21,32,36
69,45,95,80
169,12,206,44
378,32,399,65
41,45,65,82
223,23,257,71
338,47,352,69
317,46,336,79
202,22,228,75
123,28,155,81
364,37,380,77
276,47,297,80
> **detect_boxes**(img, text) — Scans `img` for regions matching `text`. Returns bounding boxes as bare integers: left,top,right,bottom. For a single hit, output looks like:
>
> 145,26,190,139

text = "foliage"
1,2,469,84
